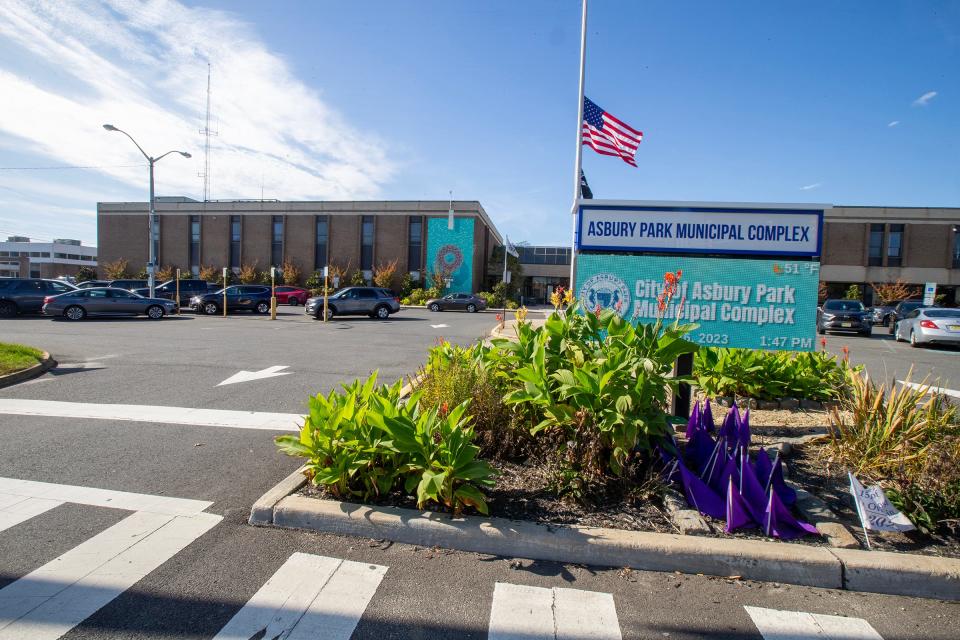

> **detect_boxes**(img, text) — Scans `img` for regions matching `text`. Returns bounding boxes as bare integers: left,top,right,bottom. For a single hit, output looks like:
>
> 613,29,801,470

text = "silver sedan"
42,287,177,321
894,307,960,347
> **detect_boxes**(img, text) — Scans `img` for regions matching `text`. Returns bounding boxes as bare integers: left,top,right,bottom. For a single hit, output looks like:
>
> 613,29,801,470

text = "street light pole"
102,124,191,299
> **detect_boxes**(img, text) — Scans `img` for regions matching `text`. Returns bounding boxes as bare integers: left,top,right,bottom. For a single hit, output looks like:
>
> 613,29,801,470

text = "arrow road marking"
217,365,292,387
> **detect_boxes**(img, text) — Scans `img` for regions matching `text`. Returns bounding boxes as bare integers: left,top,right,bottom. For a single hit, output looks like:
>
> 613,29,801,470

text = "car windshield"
924,310,960,318
824,300,864,312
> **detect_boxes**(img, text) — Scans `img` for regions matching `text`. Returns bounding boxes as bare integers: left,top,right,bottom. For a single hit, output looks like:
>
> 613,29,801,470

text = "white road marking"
897,380,960,399
213,553,387,640
0,497,63,533
745,606,884,640
52,363,104,370
0,477,213,515
0,510,220,640
217,365,293,386
0,399,302,431
430,323,449,328
488,582,622,640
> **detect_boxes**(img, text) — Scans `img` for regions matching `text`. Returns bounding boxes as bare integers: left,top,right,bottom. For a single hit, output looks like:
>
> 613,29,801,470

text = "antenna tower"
198,62,218,201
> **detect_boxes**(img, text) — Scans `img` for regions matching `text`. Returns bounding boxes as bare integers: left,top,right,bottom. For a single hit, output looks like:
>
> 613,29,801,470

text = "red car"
273,286,309,306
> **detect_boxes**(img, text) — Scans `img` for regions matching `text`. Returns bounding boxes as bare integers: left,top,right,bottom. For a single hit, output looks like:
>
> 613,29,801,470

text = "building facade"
96,199,502,293
0,237,97,278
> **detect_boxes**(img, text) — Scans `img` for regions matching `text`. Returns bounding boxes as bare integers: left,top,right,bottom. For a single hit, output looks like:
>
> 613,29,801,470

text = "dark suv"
188,285,272,315
305,287,400,320
108,279,148,291
133,279,210,306
0,278,77,317
816,299,872,336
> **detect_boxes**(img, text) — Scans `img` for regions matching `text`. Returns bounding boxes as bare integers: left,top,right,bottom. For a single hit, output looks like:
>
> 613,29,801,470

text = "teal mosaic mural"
426,217,475,293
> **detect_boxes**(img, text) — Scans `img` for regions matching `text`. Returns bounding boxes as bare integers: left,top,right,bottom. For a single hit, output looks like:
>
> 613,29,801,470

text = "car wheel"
429,303,440,312
321,307,334,321
466,303,477,313
64,305,86,321
910,330,919,348
256,301,270,314
203,302,219,315
146,305,165,320
374,305,390,320
861,329,871,337
0,300,16,318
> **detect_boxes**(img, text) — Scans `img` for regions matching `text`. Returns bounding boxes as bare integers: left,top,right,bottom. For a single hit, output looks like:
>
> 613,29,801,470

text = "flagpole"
569,0,588,293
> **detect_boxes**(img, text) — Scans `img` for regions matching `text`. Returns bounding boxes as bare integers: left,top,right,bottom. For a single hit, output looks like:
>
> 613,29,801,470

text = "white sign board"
577,203,823,257
923,282,937,306
849,473,915,532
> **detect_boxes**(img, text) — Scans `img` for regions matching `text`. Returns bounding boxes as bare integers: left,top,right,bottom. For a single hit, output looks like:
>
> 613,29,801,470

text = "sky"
0,0,957,248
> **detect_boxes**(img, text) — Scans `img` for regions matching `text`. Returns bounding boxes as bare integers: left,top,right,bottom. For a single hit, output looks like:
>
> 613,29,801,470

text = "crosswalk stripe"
745,606,884,640
213,553,387,640
0,399,302,431
0,477,212,516
0,497,63,534
489,582,622,640
0,511,221,640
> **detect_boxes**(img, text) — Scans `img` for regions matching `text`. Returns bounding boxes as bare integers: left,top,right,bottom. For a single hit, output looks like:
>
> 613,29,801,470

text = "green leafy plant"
74,266,97,283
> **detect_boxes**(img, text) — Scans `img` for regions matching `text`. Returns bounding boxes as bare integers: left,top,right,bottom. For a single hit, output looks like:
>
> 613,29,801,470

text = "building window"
953,227,960,269
868,224,884,267
408,216,422,272
271,215,284,267
315,216,328,270
230,216,241,269
190,215,201,274
361,215,374,271
887,224,904,267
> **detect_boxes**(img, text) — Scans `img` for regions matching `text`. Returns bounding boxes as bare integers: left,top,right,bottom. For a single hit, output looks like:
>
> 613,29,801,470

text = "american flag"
582,97,643,167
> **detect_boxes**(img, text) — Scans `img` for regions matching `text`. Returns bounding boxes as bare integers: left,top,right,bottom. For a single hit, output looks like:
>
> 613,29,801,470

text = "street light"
103,124,191,298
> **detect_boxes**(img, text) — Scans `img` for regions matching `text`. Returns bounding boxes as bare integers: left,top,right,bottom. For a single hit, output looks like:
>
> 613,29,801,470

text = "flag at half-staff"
581,97,643,166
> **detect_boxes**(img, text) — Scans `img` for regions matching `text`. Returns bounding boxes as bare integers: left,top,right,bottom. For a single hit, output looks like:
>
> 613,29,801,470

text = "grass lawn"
0,342,45,376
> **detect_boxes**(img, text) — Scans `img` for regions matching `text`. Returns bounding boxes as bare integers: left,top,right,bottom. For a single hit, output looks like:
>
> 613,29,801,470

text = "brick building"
0,237,97,279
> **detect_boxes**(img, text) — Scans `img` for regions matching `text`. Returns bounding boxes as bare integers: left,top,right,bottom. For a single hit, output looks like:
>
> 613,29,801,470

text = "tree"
238,263,258,284
488,246,523,296
870,279,916,305
103,259,129,280
373,259,398,289
282,260,302,286
199,264,219,282
844,283,861,301
74,266,97,283
818,281,828,304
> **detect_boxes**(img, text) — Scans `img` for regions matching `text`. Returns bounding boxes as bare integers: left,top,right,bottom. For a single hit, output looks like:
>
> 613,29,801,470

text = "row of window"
517,246,572,266
868,224,904,267
0,251,96,261
180,215,425,273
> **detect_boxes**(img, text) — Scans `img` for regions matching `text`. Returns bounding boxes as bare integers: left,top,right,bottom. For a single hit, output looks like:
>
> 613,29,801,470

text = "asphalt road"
0,307,957,638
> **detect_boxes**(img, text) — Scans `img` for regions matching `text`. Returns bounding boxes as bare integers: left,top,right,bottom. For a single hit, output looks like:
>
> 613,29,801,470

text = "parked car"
894,307,960,347
816,299,872,336
304,286,400,320
108,279,147,291
75,280,111,289
888,299,927,335
425,292,487,313
273,286,309,306
133,279,210,306
869,300,900,326
0,278,77,317
42,287,176,321
188,285,272,315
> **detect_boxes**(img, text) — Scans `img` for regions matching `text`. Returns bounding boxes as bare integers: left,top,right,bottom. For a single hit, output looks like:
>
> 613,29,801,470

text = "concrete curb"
0,351,56,389
249,473,960,600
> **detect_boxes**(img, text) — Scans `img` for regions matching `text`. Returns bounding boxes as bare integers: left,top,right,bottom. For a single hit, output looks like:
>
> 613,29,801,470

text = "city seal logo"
579,273,630,316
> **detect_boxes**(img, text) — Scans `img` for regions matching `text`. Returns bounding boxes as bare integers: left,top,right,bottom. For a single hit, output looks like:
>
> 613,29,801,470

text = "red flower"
676,270,682,279
441,401,449,415
820,337,827,350
593,303,602,318
496,313,503,322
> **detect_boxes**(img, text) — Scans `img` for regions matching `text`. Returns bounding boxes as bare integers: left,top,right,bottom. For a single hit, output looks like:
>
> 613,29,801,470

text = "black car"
305,286,400,320
888,299,927,335
0,278,77,317
189,285,272,315
75,280,112,289
108,279,148,291
133,279,210,306
816,299,872,336
425,292,487,313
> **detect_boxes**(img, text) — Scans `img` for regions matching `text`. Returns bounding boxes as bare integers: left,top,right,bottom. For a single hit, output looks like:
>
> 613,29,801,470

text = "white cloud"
799,183,822,191
887,120,900,127
912,91,938,106
0,0,395,205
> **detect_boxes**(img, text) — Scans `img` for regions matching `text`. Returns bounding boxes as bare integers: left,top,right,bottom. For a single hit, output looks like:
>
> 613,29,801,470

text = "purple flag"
764,490,819,539
737,408,751,449
712,454,740,496
769,453,797,506
719,406,739,442
678,461,725,519
702,399,714,433
755,447,774,490
725,476,756,533
687,429,716,473
685,400,701,439
738,451,769,522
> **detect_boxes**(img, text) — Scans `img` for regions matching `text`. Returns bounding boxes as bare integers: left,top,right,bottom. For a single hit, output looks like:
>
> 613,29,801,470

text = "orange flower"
820,337,827,350
441,401,449,415
841,345,850,362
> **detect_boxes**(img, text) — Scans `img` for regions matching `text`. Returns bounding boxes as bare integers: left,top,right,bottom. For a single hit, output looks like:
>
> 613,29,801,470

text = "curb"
0,351,56,389
249,472,959,600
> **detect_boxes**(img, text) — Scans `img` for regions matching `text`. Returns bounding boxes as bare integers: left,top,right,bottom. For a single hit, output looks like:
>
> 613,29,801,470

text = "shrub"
827,370,960,532
103,259,129,280
373,259,398,289
282,260,302,286
238,263,259,284
399,272,415,297
134,267,149,280
871,279,916,305
476,291,498,308
505,300,518,310
155,265,176,282
694,347,856,401
275,372,495,515
844,284,861,301
305,270,324,291
74,266,97,283
349,270,366,286
199,264,219,282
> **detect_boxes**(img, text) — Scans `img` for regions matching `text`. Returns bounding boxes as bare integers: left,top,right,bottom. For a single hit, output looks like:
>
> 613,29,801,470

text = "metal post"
175,268,180,315
323,266,329,323
568,0,588,293
270,266,277,320
673,352,694,418
148,158,156,298
222,267,228,317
